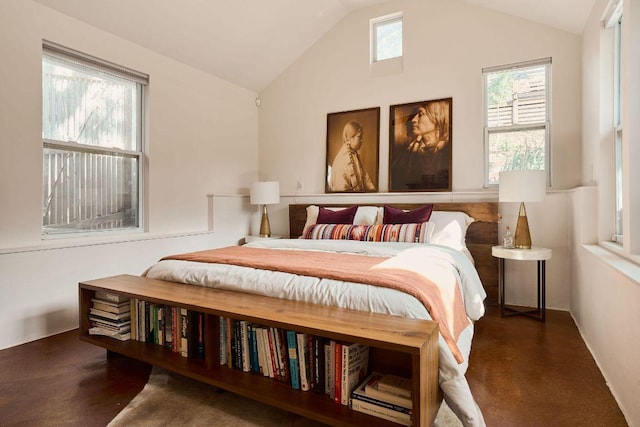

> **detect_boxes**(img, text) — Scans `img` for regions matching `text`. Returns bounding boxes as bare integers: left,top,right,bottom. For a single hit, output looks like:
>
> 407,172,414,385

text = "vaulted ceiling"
33,0,595,92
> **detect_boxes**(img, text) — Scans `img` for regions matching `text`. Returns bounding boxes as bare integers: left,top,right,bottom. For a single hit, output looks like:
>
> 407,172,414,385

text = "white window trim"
613,14,624,243
42,41,148,238
482,57,552,187
370,12,403,64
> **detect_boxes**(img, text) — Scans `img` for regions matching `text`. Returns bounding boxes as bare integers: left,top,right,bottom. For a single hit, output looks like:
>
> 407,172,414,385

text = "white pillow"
355,206,382,225
428,211,475,251
303,205,382,232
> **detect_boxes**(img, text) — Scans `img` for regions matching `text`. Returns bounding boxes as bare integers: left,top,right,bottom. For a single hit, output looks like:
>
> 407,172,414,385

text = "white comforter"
144,239,487,427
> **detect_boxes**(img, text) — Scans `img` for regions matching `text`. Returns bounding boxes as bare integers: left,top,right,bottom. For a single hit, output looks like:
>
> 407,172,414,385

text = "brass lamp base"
514,202,532,249
259,205,271,237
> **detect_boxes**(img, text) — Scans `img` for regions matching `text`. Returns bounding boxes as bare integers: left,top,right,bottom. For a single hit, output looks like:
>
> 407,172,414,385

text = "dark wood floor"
0,306,628,426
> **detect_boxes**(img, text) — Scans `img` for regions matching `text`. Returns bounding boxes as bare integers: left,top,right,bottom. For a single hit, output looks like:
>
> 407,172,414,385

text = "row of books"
218,317,370,405
87,291,206,359
130,300,205,359
88,294,414,426
88,291,132,341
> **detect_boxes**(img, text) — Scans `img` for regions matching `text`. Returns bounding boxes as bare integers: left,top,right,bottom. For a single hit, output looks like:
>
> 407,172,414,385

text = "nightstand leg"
499,258,505,317
538,260,546,322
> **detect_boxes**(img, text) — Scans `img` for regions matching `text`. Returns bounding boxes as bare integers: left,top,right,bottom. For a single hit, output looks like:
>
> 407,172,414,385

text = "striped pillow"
302,223,432,243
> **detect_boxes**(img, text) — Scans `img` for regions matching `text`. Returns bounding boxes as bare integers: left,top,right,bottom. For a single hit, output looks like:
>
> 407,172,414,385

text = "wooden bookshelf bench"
79,274,441,427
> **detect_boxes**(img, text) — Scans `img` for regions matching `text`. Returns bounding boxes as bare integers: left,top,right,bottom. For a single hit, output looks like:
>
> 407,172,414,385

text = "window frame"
613,14,624,243
482,58,552,187
42,41,147,238
370,12,403,63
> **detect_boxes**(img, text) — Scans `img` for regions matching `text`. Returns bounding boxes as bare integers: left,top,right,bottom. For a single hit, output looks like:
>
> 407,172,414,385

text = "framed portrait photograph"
325,107,380,193
388,98,452,192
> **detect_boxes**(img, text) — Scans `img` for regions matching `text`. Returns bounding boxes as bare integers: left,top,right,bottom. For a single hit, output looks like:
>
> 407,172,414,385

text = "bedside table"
492,246,552,322
244,235,282,244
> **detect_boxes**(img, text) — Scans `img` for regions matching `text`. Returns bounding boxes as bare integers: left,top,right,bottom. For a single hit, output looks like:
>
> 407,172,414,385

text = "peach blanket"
163,246,469,363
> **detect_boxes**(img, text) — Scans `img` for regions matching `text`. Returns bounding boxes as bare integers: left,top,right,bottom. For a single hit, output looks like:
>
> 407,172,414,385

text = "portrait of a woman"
325,107,380,193
389,98,452,191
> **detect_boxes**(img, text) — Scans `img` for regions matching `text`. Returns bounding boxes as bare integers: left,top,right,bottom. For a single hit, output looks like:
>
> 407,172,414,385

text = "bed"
144,202,498,427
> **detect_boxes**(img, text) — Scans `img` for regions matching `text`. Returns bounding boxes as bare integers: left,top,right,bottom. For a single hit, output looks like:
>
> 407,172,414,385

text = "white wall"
575,0,640,423
0,1,259,349
257,0,579,310
258,0,582,195
569,188,640,425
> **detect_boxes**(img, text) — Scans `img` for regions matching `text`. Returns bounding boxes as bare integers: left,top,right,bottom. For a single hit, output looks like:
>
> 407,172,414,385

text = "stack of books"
350,371,413,426
88,291,131,341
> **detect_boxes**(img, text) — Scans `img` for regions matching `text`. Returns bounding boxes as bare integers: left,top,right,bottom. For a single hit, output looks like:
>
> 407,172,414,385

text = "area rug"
108,367,462,427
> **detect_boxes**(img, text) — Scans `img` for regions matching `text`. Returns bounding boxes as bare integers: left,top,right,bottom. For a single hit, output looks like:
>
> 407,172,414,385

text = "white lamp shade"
499,170,546,202
250,181,280,205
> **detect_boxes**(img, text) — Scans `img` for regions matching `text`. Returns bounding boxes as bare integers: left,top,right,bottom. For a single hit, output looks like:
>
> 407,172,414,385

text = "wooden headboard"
288,203,499,306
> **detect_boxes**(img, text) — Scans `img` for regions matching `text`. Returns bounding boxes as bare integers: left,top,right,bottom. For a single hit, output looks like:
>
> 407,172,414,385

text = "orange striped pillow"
302,223,432,243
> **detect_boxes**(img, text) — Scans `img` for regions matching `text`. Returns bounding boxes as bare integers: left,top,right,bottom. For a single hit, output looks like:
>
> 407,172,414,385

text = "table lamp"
498,170,546,249
250,181,280,237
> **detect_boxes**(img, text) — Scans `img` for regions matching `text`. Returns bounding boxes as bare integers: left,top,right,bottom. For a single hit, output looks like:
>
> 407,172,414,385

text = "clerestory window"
371,12,403,63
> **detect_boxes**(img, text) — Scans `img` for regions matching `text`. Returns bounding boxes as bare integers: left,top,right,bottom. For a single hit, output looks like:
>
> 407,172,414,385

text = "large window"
42,41,148,236
613,13,624,243
483,58,551,186
370,12,403,63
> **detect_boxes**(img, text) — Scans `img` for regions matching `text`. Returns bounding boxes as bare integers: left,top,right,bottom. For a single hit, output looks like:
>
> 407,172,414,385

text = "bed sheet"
144,239,486,426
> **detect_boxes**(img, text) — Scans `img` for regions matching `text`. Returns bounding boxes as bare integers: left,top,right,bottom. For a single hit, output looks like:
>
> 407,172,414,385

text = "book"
263,327,276,378
91,299,131,314
334,341,342,404
226,318,233,368
219,317,227,365
286,330,300,390
180,307,189,357
158,305,164,345
340,342,369,405
89,316,131,329
240,320,250,371
256,326,269,377
94,291,129,304
312,335,325,394
376,373,413,399
350,396,412,426
327,340,335,399
277,328,290,384
164,307,174,350
363,373,413,408
267,328,280,379
172,306,179,352
89,308,131,321
89,322,131,334
196,312,205,359
232,319,241,369
296,332,310,391
88,326,131,341
249,324,260,373
130,299,137,342
144,301,151,342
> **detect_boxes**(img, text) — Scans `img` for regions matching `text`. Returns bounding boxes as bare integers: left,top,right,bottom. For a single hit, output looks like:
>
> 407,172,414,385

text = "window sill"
0,230,214,255
583,242,640,284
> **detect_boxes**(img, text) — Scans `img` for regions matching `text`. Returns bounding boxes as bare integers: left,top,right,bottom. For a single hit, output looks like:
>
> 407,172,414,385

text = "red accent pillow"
383,204,434,224
316,206,358,224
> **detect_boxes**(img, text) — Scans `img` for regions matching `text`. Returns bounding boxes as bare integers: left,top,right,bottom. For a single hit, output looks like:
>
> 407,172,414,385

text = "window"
483,58,551,186
613,13,623,242
42,41,148,236
370,12,402,63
